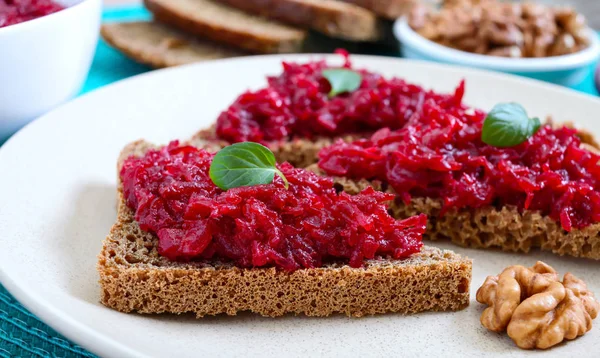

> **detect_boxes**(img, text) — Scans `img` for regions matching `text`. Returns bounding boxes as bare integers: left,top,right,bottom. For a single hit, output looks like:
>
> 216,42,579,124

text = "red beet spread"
318,86,600,232
0,0,64,28
120,142,426,271
216,50,464,143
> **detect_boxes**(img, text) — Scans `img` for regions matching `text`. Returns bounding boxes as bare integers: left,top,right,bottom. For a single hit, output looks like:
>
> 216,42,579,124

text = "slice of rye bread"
214,0,382,42
309,124,600,261
304,168,600,261
101,21,246,68
337,0,418,20
98,140,472,318
190,126,600,260
144,0,307,54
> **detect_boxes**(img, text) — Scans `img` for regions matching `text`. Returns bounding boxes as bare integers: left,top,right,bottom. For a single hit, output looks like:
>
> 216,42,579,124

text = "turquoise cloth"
0,5,599,357
81,6,151,94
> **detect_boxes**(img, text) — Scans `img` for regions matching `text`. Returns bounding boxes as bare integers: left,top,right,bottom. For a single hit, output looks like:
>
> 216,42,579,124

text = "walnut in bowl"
409,0,590,58
393,0,600,86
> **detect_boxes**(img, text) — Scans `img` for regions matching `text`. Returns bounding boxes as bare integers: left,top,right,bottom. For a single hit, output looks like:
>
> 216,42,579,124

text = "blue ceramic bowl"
394,17,600,87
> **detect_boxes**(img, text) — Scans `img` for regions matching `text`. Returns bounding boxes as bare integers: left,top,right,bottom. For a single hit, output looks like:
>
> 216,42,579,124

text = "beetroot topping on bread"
318,103,600,232
192,54,600,260
215,51,465,143
120,141,426,271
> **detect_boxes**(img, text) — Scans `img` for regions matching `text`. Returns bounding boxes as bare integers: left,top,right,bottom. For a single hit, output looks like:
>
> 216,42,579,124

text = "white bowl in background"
0,0,102,142
394,17,600,88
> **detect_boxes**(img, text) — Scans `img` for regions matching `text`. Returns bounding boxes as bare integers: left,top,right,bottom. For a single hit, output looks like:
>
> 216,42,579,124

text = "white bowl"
0,0,102,142
394,17,600,88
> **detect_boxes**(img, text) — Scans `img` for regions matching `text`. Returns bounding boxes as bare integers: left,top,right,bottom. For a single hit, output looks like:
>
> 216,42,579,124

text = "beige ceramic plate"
0,55,599,357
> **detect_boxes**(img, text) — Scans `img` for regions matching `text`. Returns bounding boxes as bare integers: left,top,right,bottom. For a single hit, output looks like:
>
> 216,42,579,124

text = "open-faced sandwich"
191,52,600,260
98,140,471,317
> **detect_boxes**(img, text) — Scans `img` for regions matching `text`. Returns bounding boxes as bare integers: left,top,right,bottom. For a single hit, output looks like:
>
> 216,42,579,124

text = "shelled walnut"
409,0,591,58
476,262,600,349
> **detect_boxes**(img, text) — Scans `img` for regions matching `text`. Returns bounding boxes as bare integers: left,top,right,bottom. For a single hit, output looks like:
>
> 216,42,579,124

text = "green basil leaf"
209,142,288,190
322,68,362,98
481,103,542,147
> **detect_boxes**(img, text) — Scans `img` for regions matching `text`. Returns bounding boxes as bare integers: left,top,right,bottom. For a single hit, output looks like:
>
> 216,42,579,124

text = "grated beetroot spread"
0,0,64,28
120,142,426,271
318,85,600,232
216,50,464,143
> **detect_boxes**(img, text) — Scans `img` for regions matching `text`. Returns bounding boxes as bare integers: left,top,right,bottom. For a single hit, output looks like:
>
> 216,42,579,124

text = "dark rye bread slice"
214,0,382,41
305,168,600,261
98,140,472,317
299,124,600,260
338,0,417,20
101,21,246,68
145,0,307,54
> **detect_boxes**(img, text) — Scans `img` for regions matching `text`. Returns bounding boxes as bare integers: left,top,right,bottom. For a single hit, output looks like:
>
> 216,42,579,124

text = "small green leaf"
209,142,288,190
322,68,362,98
481,103,542,148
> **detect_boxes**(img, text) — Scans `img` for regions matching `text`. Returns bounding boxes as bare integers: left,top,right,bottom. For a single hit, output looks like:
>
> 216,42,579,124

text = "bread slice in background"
214,0,382,41
144,0,307,54
101,22,399,69
98,140,472,317
338,0,417,19
101,21,246,68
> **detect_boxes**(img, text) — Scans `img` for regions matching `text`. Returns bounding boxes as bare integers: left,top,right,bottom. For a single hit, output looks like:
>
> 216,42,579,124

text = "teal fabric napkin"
0,5,598,357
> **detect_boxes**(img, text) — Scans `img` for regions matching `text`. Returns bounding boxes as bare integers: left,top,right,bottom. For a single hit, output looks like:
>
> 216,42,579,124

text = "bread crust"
338,0,417,20
101,22,245,68
98,140,472,317
145,0,307,54
214,0,382,41
188,126,365,168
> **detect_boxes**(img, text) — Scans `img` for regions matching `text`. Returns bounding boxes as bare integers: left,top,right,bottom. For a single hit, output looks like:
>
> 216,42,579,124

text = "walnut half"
476,262,600,349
